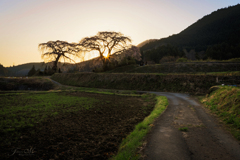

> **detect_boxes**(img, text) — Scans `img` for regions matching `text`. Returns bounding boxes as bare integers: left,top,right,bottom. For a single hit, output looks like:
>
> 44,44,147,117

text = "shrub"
227,58,240,62
119,56,136,66
176,57,188,62
179,127,188,131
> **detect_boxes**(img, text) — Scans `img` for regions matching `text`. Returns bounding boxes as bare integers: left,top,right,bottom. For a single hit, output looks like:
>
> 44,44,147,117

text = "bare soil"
1,92,155,160
142,92,240,160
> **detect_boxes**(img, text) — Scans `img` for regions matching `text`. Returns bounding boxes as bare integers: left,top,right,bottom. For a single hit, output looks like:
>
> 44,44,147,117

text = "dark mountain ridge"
140,4,240,61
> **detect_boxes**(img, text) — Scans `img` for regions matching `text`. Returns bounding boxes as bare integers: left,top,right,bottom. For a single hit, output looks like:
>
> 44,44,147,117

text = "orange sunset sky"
0,0,239,67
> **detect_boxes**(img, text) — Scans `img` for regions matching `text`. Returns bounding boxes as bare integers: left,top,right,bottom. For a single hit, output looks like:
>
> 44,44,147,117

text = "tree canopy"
38,40,80,72
37,32,140,73
78,31,132,61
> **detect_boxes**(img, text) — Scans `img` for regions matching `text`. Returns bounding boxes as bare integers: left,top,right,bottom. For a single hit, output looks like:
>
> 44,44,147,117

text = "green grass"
178,127,188,132
202,86,240,140
58,85,142,97
111,96,168,160
0,92,99,143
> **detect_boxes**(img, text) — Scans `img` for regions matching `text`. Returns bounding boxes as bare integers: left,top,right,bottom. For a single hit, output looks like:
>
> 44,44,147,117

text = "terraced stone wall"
52,73,240,94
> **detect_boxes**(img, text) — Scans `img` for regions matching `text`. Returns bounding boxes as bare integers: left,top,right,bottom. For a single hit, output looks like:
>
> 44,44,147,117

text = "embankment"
107,62,240,73
202,86,240,140
51,73,240,94
0,77,55,91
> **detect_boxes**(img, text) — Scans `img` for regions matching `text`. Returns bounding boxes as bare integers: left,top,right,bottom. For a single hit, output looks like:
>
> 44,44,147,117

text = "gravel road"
141,92,240,160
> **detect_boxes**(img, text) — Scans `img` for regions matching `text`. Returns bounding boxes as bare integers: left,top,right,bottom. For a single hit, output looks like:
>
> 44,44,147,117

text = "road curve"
140,91,240,160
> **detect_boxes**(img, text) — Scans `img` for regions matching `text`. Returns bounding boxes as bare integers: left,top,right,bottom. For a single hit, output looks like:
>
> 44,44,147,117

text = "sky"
0,0,239,67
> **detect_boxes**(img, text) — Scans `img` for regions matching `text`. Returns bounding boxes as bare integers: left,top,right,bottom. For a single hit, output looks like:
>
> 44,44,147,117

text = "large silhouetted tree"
38,40,79,72
78,31,132,62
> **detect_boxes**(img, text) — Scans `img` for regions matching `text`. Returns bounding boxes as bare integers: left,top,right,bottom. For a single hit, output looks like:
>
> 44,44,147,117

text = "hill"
6,62,73,76
6,62,45,76
137,39,158,48
140,4,240,62
0,64,8,76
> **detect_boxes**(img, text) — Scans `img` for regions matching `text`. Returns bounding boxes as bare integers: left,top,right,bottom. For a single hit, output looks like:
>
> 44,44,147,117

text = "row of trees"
142,41,240,62
28,65,61,76
38,31,140,73
142,44,184,63
206,42,240,60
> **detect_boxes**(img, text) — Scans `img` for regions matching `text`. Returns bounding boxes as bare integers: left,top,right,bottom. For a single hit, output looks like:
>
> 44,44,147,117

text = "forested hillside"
0,64,8,76
140,4,240,62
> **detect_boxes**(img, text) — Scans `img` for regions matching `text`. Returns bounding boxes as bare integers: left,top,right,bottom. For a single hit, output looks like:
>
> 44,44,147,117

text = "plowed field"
0,92,156,160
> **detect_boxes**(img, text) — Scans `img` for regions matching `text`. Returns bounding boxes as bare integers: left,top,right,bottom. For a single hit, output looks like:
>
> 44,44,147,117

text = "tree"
78,31,132,62
28,65,36,76
112,46,142,63
38,40,80,72
44,66,48,75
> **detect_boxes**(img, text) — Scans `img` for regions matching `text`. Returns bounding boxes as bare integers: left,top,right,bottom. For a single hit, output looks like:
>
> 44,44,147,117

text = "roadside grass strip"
58,85,142,97
202,86,240,140
112,96,168,160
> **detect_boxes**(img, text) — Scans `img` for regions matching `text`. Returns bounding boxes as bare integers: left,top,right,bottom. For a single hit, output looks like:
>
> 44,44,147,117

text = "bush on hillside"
227,58,240,62
176,58,188,62
119,56,136,66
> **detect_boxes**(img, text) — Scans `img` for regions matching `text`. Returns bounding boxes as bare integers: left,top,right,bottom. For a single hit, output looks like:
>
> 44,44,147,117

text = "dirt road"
141,92,240,160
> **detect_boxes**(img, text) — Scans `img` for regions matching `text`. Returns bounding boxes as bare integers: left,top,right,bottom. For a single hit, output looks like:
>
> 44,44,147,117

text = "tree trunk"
52,55,61,72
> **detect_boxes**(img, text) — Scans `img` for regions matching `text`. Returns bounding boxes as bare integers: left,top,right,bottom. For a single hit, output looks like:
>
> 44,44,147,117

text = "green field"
0,88,168,159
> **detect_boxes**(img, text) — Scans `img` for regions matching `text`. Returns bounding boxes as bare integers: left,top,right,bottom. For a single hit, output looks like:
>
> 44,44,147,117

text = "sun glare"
103,50,109,58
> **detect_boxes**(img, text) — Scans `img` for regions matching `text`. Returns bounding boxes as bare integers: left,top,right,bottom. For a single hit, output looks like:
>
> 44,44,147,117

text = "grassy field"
0,92,98,132
202,86,240,140
0,87,168,159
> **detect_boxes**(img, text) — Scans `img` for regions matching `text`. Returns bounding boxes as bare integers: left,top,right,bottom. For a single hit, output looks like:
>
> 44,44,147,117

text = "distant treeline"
0,64,8,76
142,45,184,63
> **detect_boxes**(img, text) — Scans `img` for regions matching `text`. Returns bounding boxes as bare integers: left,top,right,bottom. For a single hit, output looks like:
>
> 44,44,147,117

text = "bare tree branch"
78,31,132,61
38,40,81,72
